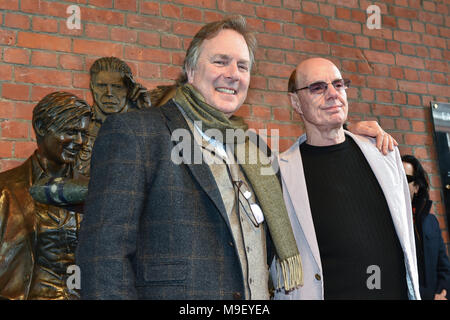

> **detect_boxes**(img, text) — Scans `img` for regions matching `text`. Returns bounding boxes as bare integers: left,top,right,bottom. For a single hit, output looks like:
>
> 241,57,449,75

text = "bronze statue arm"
29,177,88,206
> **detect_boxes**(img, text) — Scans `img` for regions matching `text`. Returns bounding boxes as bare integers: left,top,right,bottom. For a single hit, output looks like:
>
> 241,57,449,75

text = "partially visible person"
402,154,450,300
0,92,91,299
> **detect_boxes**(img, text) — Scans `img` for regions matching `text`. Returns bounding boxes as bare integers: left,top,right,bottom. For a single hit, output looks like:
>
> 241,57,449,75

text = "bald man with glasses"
271,57,421,300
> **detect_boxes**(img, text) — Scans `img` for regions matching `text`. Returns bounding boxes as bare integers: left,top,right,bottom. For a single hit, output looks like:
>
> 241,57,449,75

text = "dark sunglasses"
294,78,351,95
406,175,415,183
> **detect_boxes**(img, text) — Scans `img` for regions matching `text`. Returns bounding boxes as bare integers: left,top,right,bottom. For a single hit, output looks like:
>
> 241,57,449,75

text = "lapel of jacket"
279,135,322,270
346,131,421,299
345,132,408,240
345,131,414,262
159,101,230,226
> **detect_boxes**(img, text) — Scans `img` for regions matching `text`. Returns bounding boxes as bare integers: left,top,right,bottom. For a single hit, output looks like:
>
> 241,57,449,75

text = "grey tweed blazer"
76,101,269,299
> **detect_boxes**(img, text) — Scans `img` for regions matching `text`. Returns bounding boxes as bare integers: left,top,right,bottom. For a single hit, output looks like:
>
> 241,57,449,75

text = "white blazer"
271,131,421,300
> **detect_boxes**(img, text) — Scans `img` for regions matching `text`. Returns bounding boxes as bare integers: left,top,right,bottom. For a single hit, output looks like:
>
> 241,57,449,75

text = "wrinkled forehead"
297,59,342,86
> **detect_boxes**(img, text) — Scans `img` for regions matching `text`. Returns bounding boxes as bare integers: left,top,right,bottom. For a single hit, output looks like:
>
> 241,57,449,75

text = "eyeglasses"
294,78,351,95
406,175,415,183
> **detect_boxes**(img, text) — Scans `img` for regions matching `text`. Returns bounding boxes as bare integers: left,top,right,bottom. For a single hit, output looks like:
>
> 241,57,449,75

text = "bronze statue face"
40,116,90,165
91,71,128,122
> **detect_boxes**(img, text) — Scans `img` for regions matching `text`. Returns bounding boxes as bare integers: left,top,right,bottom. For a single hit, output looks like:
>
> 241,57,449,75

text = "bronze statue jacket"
0,152,80,300
0,154,37,299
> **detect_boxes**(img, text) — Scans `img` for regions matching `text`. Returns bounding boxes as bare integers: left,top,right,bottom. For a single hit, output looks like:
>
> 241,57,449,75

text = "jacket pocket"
137,259,187,286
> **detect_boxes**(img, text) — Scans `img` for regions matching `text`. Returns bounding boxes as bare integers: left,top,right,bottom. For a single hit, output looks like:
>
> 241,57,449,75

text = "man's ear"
186,66,194,84
288,92,303,116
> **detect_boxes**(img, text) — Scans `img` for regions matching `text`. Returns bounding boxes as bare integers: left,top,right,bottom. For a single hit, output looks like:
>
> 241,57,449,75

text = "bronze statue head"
33,92,91,168
89,57,134,122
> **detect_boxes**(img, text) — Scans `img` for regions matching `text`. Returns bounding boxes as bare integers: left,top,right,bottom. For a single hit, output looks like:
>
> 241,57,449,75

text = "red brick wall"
0,0,449,249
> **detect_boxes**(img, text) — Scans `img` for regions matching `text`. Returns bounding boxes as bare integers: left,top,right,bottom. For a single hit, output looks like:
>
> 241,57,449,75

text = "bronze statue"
0,92,91,300
31,57,152,206
149,84,177,107
77,56,151,176
29,176,88,205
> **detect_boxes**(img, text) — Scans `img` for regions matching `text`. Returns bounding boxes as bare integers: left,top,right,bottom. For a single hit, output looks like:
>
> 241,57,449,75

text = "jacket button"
233,292,242,300
315,273,321,281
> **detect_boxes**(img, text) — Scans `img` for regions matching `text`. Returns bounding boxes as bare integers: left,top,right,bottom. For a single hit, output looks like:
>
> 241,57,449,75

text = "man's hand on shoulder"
347,121,398,155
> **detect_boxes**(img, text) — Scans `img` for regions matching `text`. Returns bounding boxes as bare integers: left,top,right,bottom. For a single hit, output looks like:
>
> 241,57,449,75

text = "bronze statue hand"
125,74,151,109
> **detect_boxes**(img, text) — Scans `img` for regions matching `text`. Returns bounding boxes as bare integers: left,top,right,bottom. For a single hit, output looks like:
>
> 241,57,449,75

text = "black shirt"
300,136,408,299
